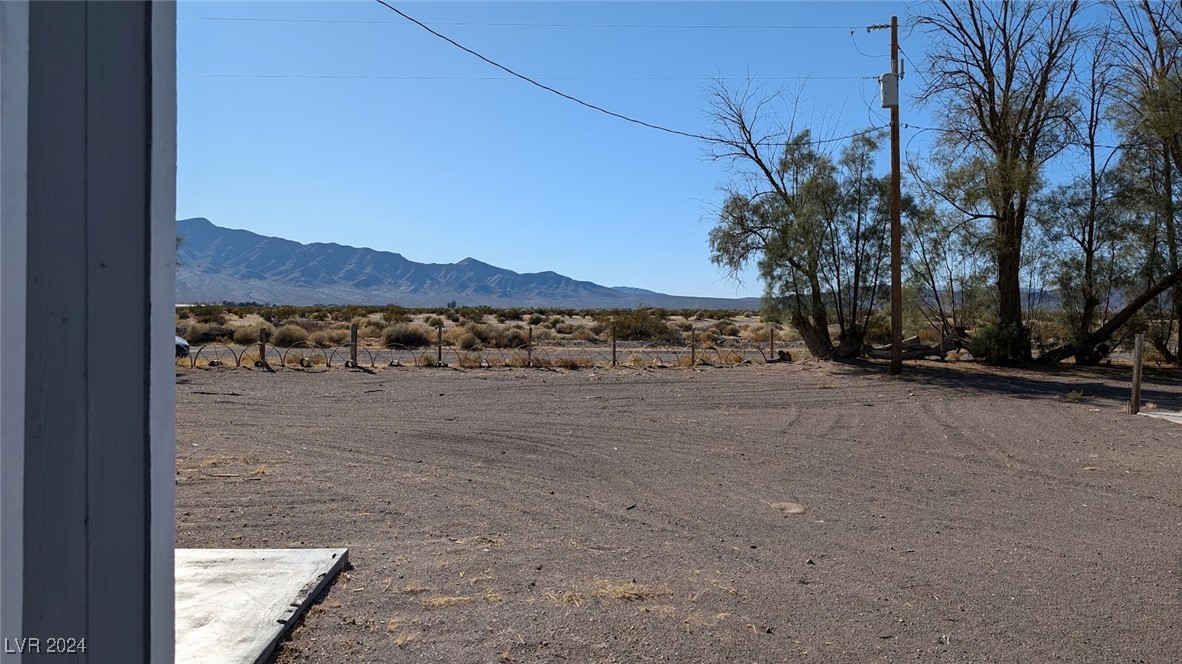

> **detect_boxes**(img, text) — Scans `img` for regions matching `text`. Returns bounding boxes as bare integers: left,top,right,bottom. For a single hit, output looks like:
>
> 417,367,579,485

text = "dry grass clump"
270,324,309,347
740,324,779,343
553,357,593,369
421,592,500,608
593,581,655,601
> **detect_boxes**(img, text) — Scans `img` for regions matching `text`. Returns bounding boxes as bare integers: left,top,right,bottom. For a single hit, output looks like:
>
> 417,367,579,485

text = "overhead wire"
184,74,874,82
849,29,888,59
369,0,887,148
181,15,862,30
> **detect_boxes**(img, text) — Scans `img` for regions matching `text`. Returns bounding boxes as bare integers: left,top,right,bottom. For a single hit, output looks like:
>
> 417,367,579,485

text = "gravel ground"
175,360,1182,663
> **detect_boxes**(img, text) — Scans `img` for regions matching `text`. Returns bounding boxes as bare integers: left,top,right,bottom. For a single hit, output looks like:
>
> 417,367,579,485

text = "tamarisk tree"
707,84,894,359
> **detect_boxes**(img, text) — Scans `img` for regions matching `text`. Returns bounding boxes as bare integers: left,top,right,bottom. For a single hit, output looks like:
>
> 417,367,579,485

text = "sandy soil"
175,360,1182,662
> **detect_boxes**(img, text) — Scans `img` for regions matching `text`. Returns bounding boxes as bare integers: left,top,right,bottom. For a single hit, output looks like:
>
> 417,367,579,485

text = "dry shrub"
571,327,598,342
712,320,741,337
271,324,308,347
457,332,480,351
383,323,434,348
307,329,350,348
278,317,327,333
183,323,233,345
740,324,778,343
232,322,275,345
600,309,681,343
353,317,386,339
470,325,530,349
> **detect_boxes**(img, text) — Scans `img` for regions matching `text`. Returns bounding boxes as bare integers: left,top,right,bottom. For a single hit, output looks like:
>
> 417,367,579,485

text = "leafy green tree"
706,83,893,359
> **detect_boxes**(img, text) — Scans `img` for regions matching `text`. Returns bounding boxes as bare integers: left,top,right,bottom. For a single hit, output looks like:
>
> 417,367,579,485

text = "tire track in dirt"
176,363,1182,662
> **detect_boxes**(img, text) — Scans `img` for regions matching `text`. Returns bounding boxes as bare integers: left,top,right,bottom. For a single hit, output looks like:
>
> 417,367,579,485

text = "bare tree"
916,0,1085,359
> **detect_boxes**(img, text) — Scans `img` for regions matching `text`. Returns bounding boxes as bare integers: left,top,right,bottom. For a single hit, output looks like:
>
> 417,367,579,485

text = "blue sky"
178,1,925,298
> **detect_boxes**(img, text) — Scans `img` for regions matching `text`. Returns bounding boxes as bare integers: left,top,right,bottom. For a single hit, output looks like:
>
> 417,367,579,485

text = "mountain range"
175,218,760,310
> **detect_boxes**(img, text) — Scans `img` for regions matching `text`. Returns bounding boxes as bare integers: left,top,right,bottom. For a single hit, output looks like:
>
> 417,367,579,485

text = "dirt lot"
176,360,1182,662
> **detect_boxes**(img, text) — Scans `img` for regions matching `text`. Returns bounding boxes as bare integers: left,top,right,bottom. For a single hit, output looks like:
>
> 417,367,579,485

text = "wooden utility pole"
872,16,904,375
888,16,903,375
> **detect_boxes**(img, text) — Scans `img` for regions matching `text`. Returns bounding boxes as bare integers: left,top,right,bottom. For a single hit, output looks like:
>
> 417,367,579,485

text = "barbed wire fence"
178,322,795,371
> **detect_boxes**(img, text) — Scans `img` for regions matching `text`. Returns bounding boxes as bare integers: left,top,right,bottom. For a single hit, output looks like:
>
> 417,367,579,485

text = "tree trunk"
833,326,865,359
1164,145,1181,359
996,238,1030,360
1043,264,1182,364
792,312,834,359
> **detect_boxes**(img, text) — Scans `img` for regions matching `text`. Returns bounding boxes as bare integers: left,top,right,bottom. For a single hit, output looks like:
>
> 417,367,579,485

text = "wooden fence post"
349,323,359,367
690,327,696,366
258,325,271,368
769,322,774,359
527,325,533,367
1130,332,1146,414
437,323,443,367
611,317,617,367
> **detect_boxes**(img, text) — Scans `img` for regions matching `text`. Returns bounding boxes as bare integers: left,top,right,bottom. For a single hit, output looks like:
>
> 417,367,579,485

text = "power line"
371,0,886,147
181,15,861,30
901,123,1132,151
184,73,873,82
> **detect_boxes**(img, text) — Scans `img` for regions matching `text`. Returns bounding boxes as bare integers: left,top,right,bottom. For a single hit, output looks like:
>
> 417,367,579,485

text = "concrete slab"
176,548,348,664
1140,411,1182,425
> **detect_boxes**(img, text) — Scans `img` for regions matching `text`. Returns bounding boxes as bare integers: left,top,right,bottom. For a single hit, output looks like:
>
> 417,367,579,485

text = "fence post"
611,317,617,367
258,326,271,368
437,323,443,366
690,327,696,365
527,325,533,367
769,322,774,360
1130,332,1146,414
349,322,359,367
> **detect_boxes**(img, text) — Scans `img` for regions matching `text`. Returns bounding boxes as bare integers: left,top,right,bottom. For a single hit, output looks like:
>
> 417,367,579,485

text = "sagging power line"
371,0,887,148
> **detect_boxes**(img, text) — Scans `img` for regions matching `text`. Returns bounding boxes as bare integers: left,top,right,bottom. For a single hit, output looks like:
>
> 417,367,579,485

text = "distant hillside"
176,218,760,310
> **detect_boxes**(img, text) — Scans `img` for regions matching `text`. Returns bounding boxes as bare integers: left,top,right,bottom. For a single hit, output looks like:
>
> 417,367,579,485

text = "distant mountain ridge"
176,218,760,309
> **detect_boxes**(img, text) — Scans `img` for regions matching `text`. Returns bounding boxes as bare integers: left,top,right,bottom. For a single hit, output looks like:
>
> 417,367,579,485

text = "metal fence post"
611,317,617,367
769,322,774,359
690,327,696,365
1130,332,1146,414
527,325,533,367
437,323,443,366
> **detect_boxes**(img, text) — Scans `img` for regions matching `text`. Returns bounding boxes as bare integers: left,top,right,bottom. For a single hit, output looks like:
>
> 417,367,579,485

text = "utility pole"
870,16,903,375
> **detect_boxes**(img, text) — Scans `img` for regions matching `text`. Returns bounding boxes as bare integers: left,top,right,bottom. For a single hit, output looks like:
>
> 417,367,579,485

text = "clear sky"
178,0,925,299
